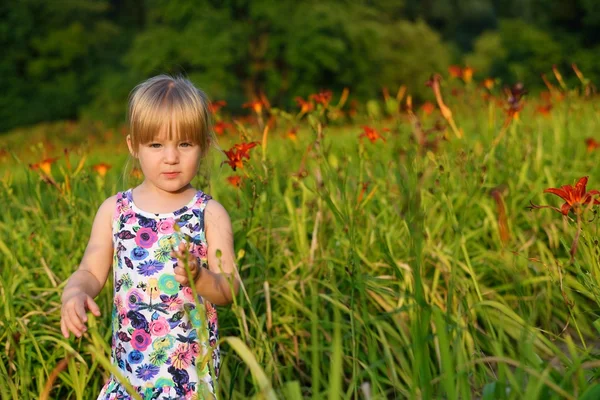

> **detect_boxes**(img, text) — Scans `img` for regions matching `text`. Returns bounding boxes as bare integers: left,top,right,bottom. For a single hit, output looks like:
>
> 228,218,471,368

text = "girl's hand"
171,241,201,287
60,289,101,339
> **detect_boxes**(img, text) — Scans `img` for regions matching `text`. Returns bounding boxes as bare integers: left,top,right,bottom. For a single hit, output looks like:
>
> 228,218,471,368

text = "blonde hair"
127,74,215,157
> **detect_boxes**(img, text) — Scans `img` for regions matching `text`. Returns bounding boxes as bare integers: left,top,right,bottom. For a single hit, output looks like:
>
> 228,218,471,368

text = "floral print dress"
97,188,220,400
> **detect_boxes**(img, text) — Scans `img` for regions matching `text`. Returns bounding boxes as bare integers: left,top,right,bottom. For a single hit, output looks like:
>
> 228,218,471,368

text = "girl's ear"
126,135,137,158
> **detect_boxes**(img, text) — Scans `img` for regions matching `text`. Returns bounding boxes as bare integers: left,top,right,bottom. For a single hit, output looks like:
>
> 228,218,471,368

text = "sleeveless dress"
97,188,220,400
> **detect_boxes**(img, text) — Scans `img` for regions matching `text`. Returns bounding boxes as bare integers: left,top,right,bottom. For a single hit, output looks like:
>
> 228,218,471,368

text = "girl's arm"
195,200,241,306
60,196,116,338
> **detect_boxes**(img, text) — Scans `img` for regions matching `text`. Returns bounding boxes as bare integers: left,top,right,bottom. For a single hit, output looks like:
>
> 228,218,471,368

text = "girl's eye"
149,143,162,148
180,142,193,148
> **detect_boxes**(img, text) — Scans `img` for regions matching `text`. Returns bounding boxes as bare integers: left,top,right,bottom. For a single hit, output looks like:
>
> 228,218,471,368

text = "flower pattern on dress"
97,189,220,400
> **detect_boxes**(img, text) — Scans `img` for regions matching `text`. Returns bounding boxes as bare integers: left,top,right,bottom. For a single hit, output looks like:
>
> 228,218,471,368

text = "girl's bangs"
130,81,210,150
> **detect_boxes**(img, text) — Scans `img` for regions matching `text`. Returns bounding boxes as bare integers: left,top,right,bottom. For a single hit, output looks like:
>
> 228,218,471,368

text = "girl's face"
127,127,201,194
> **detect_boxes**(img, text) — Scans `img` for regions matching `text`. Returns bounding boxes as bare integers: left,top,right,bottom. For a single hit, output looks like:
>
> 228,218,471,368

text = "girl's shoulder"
203,198,232,228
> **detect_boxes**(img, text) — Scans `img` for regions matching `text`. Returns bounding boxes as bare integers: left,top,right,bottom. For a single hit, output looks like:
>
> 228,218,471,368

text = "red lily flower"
214,121,234,136
544,176,600,215
420,101,435,115
535,104,552,117
209,100,227,114
310,90,332,107
448,65,462,79
585,138,600,153
242,99,265,114
92,162,112,177
223,142,259,171
359,126,386,144
294,97,314,114
227,175,242,188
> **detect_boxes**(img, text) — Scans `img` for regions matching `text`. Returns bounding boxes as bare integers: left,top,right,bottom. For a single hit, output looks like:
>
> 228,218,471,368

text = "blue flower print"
131,247,149,261
128,350,144,364
137,259,164,276
135,364,160,381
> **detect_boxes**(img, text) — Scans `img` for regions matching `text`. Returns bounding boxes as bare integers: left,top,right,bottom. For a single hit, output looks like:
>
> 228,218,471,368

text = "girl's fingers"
64,312,82,337
60,317,69,338
86,296,101,317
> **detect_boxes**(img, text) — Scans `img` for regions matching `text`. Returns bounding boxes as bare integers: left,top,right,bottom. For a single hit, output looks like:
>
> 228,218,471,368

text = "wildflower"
242,99,265,114
529,176,600,216
420,102,435,115
535,104,552,117
448,65,462,79
92,162,111,177
359,126,386,143
462,66,473,83
310,90,332,107
209,100,227,114
227,176,242,188
294,97,314,114
31,157,59,175
482,78,495,91
213,121,233,136
586,138,600,152
287,127,298,141
223,142,259,171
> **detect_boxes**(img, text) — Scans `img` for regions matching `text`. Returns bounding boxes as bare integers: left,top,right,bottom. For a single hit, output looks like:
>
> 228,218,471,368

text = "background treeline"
2,0,600,133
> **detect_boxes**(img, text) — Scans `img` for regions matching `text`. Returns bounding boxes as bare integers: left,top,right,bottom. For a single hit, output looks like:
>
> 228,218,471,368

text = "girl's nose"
164,147,179,163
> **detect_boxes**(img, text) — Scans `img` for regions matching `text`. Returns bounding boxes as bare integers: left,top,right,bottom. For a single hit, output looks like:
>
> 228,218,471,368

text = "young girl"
60,75,241,399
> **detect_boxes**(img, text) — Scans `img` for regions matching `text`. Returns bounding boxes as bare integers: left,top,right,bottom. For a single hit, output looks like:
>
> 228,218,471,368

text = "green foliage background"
3,0,600,133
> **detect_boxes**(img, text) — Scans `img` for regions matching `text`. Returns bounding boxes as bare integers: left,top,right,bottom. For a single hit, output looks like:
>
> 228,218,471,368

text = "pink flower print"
163,295,184,311
189,342,201,357
126,288,144,310
191,242,207,259
131,329,152,351
182,286,195,302
170,343,193,370
114,295,124,312
135,227,158,248
206,302,217,325
157,218,175,234
149,317,170,337
123,209,137,225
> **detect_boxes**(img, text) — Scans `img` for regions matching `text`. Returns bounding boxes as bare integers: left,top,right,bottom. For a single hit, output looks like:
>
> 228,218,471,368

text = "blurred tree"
0,0,123,132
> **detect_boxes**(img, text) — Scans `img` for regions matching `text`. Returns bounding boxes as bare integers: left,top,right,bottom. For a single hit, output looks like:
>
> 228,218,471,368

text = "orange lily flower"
92,162,112,177
223,141,259,171
242,99,265,114
543,176,600,216
294,97,314,114
482,78,495,91
535,104,552,117
287,127,298,141
585,138,600,152
359,126,386,143
420,101,435,115
227,175,242,188
310,90,332,107
448,65,462,79
30,157,59,175
209,100,227,114
462,66,473,83
214,121,233,136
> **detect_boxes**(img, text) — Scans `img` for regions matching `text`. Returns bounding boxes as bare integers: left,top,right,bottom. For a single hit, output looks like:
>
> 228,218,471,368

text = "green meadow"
2,75,600,399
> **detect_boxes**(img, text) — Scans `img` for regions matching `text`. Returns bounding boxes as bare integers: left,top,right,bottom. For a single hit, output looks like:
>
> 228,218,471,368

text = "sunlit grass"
2,81,600,399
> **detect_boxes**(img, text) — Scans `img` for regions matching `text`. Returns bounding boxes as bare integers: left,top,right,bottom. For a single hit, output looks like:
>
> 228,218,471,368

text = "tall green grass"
2,84,600,399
